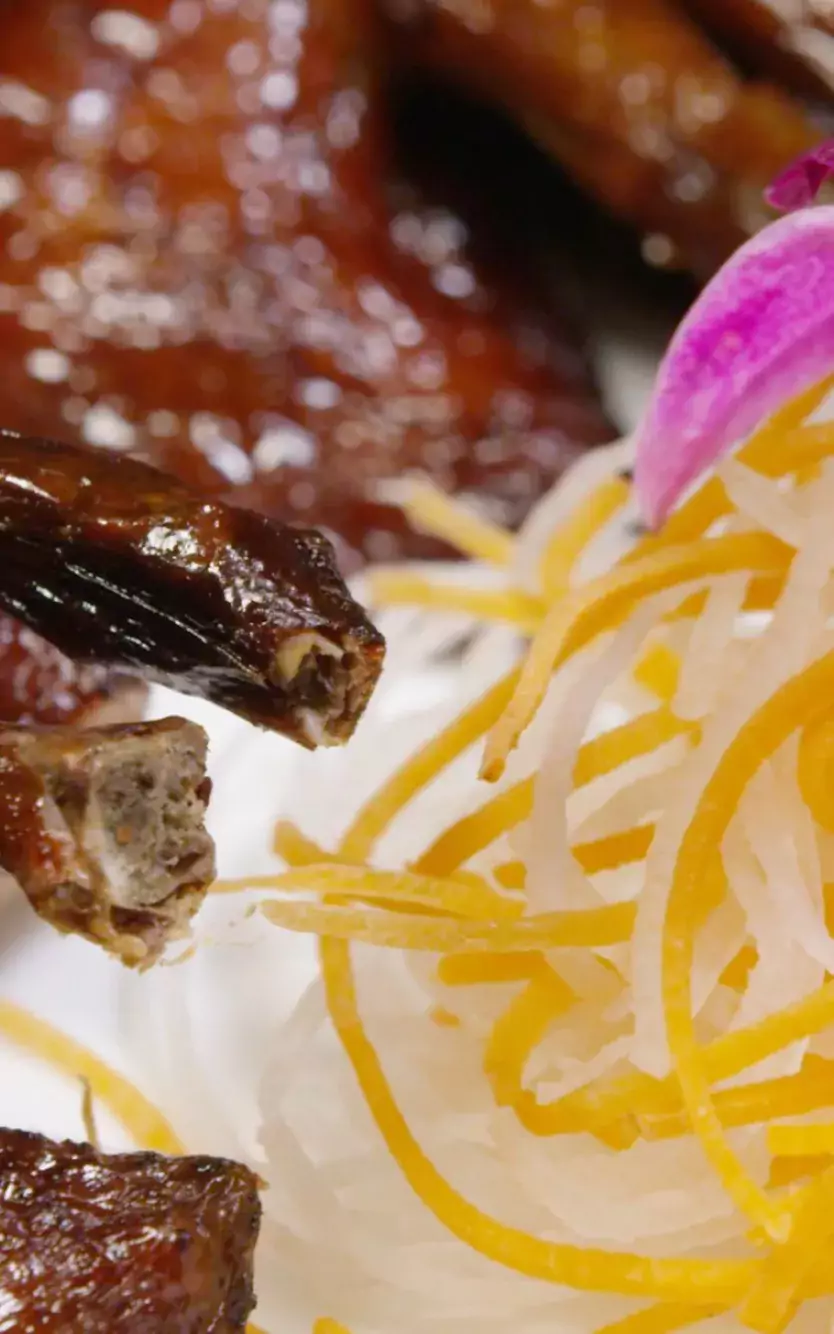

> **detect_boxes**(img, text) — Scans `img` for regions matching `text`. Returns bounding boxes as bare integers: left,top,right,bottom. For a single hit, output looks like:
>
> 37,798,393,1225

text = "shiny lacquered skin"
0,433,384,745
682,0,834,103
0,1129,260,1332
0,0,613,573
0,615,133,726
381,0,821,276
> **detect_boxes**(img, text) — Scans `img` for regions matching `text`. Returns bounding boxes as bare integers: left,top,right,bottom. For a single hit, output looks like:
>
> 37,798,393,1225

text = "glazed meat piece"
683,0,834,103
0,615,142,727
0,716,215,965
381,0,821,276
0,0,613,572
0,433,384,745
0,1128,260,1332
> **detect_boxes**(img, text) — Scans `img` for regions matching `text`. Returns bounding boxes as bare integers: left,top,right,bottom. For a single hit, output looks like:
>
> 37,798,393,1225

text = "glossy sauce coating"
0,615,130,725
383,0,822,275
0,433,384,742
683,0,834,101
0,1129,260,1332
0,0,613,571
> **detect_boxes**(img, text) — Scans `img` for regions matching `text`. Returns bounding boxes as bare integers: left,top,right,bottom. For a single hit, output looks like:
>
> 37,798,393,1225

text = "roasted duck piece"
0,433,384,745
0,1128,260,1332
381,0,821,276
0,616,141,727
683,0,834,103
0,717,215,965
0,0,613,573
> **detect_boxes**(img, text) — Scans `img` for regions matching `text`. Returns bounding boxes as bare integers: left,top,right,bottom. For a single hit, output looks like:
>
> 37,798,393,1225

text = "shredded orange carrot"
482,532,788,781
767,1122,834,1158
258,863,520,920
313,1320,353,1334
438,953,544,987
633,642,682,703
401,480,516,567
662,649,834,1239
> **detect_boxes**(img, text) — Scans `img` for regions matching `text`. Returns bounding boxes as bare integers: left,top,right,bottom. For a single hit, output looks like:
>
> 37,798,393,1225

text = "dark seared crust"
0,1128,261,1333
0,717,216,966
0,433,384,745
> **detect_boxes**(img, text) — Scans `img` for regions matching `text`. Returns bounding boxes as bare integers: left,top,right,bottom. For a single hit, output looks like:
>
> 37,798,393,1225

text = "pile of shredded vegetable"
246,374,834,1334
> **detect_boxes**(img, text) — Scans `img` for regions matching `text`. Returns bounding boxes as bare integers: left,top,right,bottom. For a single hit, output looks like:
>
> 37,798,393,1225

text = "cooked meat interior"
0,1128,261,1333
0,717,216,966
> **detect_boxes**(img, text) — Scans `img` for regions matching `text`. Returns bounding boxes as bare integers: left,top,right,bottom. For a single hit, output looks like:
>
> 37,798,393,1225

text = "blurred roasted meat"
0,0,614,576
381,0,822,277
682,0,834,102
0,1128,260,1332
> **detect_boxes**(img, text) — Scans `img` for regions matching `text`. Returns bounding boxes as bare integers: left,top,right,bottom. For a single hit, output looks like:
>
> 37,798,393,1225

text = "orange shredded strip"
313,1320,353,1334
662,649,834,1239
262,895,634,953
633,642,682,703
642,1059,834,1141
595,1303,722,1333
540,474,630,597
273,821,332,866
369,573,544,634
482,532,787,781
574,823,654,875
484,961,574,1106
402,480,516,567
719,944,758,992
740,1167,834,1333
321,936,756,1302
0,1000,183,1154
494,860,526,890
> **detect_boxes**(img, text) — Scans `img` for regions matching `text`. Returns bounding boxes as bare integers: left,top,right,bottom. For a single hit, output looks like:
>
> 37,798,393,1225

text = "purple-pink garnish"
767,142,834,213
633,147,834,528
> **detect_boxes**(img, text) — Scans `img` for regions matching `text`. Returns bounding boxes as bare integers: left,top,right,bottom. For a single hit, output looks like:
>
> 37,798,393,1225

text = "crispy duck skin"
0,716,216,966
0,0,613,573
381,0,822,276
0,1128,260,1332
0,616,144,728
0,433,384,747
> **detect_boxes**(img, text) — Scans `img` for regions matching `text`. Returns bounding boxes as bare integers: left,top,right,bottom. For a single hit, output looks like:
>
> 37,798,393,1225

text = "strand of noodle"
719,461,808,550
739,1166,834,1333
540,475,631,598
482,533,788,781
594,1303,724,1333
642,1060,834,1140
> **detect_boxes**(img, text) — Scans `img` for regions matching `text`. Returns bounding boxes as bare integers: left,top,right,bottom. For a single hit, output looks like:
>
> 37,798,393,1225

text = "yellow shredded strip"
633,642,682,703
262,896,634,953
416,706,691,879
401,480,516,567
273,821,333,866
740,1167,834,1333
540,475,631,597
482,532,788,781
797,714,834,833
594,1303,721,1334
643,1059,834,1140
662,649,834,1239
484,961,574,1106
369,573,544,634
313,1320,352,1334
238,864,520,920
321,936,756,1302
438,952,544,987
574,823,654,875
345,670,519,863
0,1000,183,1155
767,1122,834,1157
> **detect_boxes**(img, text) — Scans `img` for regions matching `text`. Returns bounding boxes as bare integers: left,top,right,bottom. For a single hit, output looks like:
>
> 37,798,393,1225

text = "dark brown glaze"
0,1128,260,1332
0,0,613,574
380,0,822,276
0,716,216,965
0,614,140,727
683,0,834,103
0,432,384,745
